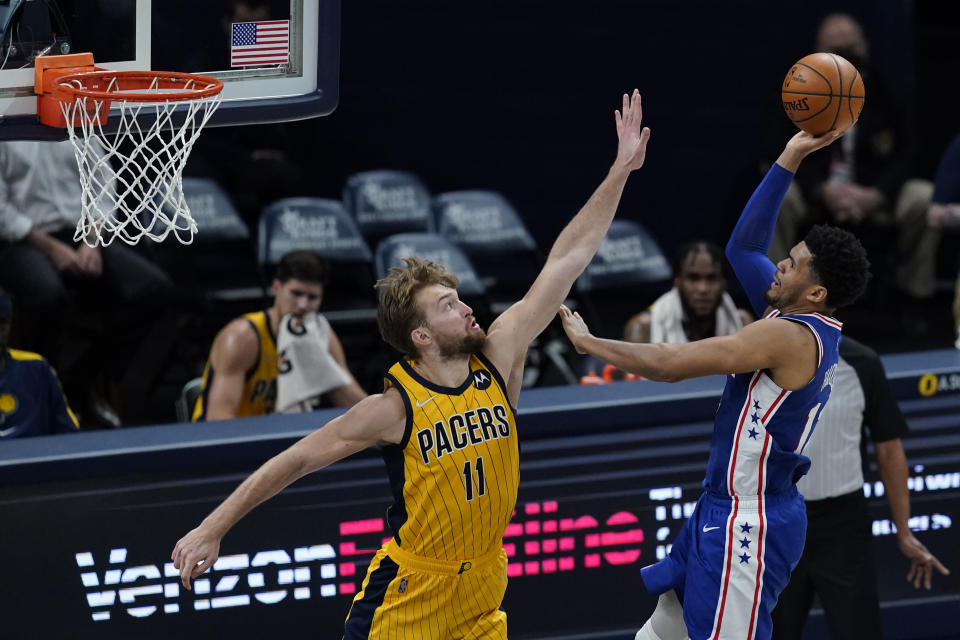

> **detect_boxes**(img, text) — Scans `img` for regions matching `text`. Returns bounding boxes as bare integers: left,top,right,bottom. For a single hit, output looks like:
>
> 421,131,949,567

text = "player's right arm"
202,320,261,421
172,390,406,590
725,130,841,316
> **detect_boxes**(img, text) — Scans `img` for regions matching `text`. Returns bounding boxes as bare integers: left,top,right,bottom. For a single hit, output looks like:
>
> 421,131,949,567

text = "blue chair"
343,170,434,246
432,190,541,313
258,198,376,322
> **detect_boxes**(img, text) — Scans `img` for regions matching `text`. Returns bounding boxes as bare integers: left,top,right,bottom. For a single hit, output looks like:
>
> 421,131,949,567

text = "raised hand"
614,89,652,172
559,304,592,354
777,128,843,172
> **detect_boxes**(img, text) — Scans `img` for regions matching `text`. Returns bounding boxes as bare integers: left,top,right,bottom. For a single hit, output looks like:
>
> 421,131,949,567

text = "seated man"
625,241,753,344
0,139,176,427
0,288,79,438
191,250,367,421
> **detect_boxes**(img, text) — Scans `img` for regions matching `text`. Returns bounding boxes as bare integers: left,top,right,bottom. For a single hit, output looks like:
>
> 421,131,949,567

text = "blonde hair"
375,256,459,357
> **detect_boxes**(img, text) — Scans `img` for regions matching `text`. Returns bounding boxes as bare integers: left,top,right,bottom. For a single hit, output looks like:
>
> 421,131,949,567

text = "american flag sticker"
230,20,290,67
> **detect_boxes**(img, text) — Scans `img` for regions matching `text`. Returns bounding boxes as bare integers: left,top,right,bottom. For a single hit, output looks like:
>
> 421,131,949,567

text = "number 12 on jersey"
462,456,486,501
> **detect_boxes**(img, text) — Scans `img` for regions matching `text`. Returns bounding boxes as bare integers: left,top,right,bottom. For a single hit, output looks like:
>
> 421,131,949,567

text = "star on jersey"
748,428,759,439
740,522,753,534
739,537,751,549
751,412,760,424
739,553,751,564
753,400,761,411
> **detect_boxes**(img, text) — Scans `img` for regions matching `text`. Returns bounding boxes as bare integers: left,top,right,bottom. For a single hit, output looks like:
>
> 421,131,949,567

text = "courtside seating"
258,197,377,323
433,190,542,314
574,219,672,340
342,170,434,247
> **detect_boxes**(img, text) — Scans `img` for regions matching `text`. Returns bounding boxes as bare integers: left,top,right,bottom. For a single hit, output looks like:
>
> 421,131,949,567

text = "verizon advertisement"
3,465,958,639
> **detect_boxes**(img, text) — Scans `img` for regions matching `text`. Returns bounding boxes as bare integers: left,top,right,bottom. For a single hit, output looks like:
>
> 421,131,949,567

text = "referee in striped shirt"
771,336,950,639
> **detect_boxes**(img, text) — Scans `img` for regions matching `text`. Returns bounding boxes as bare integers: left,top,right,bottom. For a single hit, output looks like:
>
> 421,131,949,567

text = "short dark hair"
803,224,870,309
274,250,329,286
672,241,725,276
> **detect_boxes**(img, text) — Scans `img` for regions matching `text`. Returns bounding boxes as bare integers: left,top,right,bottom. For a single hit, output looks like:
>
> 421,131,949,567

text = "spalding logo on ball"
782,52,865,135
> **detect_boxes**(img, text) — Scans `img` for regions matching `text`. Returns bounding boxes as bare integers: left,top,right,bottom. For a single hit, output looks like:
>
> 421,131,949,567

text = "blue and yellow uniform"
192,310,277,421
0,348,78,438
344,352,519,639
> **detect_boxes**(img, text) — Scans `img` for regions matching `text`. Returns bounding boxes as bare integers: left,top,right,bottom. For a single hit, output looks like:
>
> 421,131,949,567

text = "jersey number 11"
463,457,486,501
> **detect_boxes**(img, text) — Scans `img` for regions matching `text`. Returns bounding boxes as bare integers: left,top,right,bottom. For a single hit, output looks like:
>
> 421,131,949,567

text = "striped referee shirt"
797,336,909,501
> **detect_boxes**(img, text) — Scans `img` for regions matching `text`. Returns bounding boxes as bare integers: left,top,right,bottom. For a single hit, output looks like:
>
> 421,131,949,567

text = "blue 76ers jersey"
704,311,842,497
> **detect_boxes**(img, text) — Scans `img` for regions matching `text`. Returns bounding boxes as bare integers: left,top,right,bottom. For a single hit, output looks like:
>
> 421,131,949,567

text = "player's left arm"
325,326,367,407
483,90,650,379
560,306,814,387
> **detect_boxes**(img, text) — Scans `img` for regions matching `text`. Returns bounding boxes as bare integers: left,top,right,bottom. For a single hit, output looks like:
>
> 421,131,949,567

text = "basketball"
781,52,865,135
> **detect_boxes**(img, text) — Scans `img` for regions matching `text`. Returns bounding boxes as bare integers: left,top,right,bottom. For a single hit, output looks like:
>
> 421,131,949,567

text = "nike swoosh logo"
702,525,721,533
0,427,16,437
415,395,438,408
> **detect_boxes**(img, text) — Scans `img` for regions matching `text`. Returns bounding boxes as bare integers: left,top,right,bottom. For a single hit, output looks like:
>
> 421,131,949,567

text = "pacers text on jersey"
416,404,511,464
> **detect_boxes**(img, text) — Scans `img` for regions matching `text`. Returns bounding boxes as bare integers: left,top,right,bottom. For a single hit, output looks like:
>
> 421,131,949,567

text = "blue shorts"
641,488,806,640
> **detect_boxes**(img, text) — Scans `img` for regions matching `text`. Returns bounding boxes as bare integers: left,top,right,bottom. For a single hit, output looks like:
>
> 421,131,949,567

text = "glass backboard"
0,0,339,139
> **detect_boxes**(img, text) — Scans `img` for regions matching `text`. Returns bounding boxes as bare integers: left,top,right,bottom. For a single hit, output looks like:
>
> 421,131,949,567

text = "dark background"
272,0,956,261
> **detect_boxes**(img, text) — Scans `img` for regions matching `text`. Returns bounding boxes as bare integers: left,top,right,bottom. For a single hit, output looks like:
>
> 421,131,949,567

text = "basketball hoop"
35,54,224,246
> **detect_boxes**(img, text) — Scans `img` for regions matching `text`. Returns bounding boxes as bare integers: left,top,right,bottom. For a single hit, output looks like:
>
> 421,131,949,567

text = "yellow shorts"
343,538,508,639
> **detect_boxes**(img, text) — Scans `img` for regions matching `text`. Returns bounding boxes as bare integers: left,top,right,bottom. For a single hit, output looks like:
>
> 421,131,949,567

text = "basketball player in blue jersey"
173,90,652,638
559,129,871,640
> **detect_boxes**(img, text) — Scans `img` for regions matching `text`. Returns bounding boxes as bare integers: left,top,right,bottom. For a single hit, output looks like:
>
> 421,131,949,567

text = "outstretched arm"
483,90,651,377
172,392,405,589
726,130,842,316
559,305,816,389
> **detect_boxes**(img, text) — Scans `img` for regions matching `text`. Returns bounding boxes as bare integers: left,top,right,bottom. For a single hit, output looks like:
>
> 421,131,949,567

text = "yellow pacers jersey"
382,353,520,561
191,310,278,421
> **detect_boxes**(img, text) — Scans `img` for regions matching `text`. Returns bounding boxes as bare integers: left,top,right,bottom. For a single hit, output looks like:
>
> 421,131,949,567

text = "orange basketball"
781,52,865,135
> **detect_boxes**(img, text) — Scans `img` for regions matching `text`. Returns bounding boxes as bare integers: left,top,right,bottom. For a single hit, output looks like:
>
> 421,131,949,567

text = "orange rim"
53,70,223,103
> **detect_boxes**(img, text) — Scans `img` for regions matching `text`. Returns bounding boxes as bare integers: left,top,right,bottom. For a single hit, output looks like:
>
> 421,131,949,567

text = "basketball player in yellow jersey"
172,90,652,638
191,250,366,421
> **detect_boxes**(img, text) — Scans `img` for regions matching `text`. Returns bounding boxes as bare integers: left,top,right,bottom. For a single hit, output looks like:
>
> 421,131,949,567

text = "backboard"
0,0,339,140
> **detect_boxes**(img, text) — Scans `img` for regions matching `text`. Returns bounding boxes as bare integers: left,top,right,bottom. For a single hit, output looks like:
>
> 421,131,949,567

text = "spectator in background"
768,14,935,305
771,335,949,640
0,288,79,438
0,140,176,428
192,250,367,421
624,241,753,344
925,133,960,349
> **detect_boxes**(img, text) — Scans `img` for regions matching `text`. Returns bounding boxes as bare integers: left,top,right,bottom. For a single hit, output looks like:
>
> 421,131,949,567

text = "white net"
59,75,223,246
